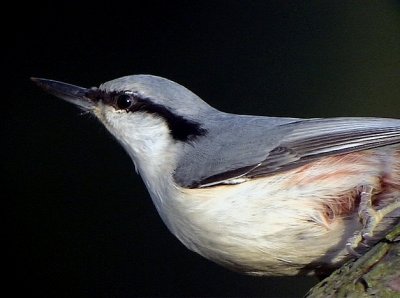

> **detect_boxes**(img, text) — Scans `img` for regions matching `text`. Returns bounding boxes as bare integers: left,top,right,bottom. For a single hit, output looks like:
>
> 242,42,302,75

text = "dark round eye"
116,94,133,110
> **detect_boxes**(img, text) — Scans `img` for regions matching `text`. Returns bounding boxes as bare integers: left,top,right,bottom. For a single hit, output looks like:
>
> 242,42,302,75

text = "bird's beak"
31,77,95,110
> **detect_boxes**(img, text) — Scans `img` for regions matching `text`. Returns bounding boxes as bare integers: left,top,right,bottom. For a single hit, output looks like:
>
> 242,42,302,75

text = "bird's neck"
119,120,184,227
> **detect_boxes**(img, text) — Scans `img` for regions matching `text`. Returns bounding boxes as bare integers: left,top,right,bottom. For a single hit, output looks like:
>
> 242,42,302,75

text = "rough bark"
305,225,400,298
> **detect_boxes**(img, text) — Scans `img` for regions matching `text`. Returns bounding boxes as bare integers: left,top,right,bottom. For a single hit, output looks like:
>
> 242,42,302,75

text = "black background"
8,1,400,297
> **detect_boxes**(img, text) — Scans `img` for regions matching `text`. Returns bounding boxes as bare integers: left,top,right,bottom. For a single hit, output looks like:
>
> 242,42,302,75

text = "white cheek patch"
94,106,174,156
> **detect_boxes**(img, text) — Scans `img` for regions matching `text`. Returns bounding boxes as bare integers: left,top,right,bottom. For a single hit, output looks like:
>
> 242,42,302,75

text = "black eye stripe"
86,89,136,110
85,89,207,141
127,97,207,141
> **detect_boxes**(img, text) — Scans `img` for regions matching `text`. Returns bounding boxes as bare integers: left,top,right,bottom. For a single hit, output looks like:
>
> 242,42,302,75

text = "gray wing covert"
174,117,400,188
247,118,400,178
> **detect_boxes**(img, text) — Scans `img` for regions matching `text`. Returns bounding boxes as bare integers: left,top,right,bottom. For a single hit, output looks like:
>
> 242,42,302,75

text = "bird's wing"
174,117,400,188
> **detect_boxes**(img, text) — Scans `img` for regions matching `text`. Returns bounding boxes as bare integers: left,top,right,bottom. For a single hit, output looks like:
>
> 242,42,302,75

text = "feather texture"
174,117,400,188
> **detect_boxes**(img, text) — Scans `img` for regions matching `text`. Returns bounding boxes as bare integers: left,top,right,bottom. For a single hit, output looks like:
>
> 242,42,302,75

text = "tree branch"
305,225,400,297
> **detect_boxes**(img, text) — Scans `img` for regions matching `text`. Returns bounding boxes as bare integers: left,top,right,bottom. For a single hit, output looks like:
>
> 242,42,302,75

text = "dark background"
8,1,400,297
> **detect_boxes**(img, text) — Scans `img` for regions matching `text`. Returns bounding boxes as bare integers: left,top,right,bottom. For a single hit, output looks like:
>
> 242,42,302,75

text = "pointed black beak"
31,77,95,110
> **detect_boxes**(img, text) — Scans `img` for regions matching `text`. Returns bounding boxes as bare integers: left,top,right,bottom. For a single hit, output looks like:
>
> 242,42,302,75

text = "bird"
32,75,400,276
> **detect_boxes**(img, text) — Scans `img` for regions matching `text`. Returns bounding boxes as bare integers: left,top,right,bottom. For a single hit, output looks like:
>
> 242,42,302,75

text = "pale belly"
161,147,400,276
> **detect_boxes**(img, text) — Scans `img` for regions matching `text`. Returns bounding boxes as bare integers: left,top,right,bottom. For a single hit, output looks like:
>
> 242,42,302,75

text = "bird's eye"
116,94,133,110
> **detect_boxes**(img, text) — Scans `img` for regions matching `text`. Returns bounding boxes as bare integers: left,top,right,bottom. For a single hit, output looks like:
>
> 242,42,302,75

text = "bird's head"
32,75,213,172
